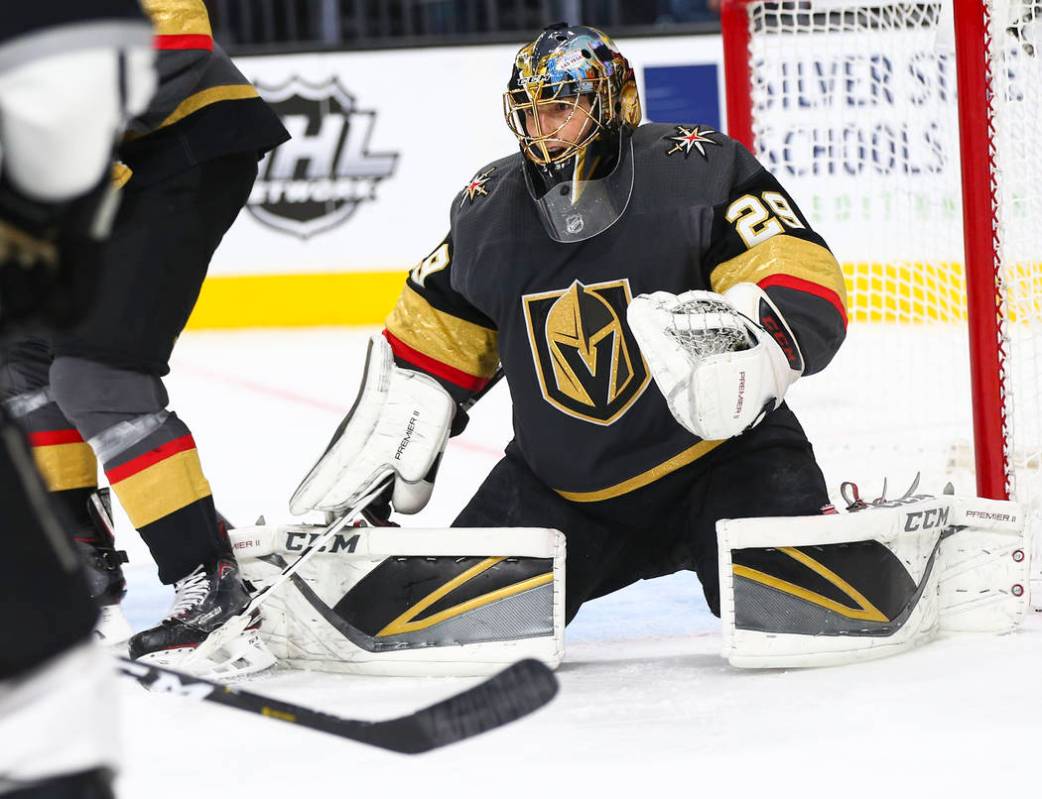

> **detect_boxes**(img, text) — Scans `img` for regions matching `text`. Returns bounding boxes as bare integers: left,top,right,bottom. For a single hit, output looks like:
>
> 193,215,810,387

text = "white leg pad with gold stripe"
230,525,565,677
718,493,1029,669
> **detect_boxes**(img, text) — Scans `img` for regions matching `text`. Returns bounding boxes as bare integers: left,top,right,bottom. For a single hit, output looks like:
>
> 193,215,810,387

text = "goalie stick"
186,366,507,670
117,655,558,754
183,476,393,670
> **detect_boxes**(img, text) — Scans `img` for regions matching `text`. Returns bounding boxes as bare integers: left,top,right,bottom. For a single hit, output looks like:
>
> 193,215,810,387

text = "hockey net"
721,0,1042,591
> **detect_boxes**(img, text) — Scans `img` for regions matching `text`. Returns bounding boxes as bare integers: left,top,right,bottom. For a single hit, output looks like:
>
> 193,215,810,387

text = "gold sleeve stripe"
710,235,848,317
109,448,213,528
32,442,98,492
556,438,725,503
158,84,260,130
385,283,499,380
141,0,213,37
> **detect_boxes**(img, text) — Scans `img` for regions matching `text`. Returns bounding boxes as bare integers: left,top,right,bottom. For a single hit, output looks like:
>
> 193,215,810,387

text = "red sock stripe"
382,329,490,393
28,429,84,447
154,34,213,51
758,274,848,328
105,434,197,484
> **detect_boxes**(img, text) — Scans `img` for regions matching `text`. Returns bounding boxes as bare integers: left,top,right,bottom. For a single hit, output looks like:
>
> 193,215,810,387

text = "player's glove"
0,171,118,328
290,334,455,517
627,284,803,440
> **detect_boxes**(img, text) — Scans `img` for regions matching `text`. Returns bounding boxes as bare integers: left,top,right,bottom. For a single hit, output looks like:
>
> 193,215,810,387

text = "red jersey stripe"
383,330,490,393
106,434,197,484
155,34,214,51
28,429,84,447
759,273,848,328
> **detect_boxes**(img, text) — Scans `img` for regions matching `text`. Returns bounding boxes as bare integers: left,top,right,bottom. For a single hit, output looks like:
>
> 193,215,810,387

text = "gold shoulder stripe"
385,283,499,380
710,235,848,309
158,84,260,130
555,438,724,502
141,0,213,37
733,546,889,623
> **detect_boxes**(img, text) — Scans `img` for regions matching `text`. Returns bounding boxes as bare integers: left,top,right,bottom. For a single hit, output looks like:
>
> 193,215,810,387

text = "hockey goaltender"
161,24,1031,680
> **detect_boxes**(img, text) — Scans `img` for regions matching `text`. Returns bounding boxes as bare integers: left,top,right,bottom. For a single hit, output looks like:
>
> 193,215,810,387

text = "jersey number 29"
725,192,805,249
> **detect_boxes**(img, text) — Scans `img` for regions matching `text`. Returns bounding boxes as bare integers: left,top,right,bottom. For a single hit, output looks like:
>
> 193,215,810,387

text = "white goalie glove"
627,284,804,440
290,335,455,516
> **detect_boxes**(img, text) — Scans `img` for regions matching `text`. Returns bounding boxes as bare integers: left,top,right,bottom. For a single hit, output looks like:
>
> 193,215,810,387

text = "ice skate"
75,489,132,646
129,558,275,679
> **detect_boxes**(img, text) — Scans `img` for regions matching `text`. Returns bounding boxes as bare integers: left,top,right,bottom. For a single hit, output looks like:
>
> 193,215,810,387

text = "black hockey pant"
455,407,830,622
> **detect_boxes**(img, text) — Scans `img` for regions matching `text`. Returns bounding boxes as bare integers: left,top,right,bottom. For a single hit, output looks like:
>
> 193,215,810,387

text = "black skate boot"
71,489,132,645
129,558,275,678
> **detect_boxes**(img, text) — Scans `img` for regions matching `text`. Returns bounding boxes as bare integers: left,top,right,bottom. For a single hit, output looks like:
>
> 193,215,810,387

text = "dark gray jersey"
385,123,847,501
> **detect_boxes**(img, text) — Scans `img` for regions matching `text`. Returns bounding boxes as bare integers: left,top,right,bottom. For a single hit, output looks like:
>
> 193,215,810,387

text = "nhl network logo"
249,76,399,238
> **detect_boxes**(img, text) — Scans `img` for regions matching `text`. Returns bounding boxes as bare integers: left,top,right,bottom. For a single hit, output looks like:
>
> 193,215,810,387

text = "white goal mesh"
985,0,1042,506
724,0,1042,587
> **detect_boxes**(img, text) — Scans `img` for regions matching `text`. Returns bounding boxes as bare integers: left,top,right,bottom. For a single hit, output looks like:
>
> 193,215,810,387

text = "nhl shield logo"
249,76,399,239
522,279,650,425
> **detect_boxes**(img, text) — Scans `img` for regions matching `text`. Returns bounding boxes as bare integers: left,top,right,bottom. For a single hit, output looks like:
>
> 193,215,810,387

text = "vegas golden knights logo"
522,279,650,425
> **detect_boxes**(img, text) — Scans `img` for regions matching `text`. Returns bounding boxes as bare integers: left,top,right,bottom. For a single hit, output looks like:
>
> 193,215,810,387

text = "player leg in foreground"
0,339,133,644
0,3,155,794
2,1,289,671
0,411,121,797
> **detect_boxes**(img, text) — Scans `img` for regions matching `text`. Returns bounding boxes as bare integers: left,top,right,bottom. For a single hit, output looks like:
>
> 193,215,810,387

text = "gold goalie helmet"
504,23,642,243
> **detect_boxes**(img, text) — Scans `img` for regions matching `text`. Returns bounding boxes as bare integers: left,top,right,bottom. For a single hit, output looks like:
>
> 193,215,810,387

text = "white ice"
113,327,1042,798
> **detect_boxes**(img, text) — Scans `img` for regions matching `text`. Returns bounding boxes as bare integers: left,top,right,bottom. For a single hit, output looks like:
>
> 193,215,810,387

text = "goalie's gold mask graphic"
522,279,650,424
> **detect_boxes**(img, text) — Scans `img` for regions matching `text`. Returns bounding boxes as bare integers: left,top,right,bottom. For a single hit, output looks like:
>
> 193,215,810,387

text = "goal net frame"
720,0,1019,505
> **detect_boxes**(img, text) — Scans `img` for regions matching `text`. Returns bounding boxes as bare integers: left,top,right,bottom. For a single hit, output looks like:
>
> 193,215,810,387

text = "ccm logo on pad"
903,507,950,532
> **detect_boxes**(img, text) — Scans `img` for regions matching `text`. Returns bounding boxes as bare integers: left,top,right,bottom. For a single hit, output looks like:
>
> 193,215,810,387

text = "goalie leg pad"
718,493,1029,668
231,525,565,676
719,502,942,668
938,496,1031,633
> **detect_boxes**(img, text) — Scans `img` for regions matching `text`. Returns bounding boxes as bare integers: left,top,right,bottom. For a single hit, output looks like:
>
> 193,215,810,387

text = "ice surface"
113,328,1042,797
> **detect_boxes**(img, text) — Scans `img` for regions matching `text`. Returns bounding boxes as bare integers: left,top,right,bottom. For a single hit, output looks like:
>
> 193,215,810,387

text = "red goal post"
720,0,1040,508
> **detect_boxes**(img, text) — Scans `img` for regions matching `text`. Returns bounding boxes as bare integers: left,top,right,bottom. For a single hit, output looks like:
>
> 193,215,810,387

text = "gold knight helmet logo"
523,279,650,425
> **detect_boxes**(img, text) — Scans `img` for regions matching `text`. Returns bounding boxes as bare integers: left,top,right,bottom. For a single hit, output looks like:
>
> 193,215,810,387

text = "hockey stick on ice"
117,655,557,754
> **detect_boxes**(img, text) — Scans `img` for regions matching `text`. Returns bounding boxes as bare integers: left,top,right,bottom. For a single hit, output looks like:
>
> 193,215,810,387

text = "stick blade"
366,659,559,754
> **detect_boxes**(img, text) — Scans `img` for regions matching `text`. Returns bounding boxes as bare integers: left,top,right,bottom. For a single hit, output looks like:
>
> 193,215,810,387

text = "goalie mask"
504,23,641,243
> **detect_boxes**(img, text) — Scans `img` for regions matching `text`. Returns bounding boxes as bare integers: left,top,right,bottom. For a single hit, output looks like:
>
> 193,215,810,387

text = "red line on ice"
173,362,503,458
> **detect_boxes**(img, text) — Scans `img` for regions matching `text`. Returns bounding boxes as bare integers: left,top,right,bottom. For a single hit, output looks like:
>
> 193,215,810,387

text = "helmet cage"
503,76,614,166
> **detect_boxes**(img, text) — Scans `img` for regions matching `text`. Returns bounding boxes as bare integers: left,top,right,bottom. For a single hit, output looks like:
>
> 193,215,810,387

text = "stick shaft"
117,655,557,754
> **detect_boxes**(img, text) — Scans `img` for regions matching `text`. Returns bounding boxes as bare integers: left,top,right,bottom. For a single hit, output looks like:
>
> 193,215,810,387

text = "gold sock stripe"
32,442,98,491
110,448,212,528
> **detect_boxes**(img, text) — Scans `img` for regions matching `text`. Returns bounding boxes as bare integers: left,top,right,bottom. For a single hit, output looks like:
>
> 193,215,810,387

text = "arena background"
191,1,965,331
187,2,727,327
